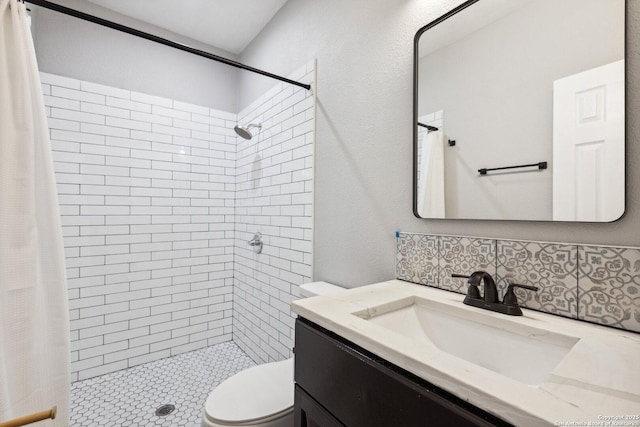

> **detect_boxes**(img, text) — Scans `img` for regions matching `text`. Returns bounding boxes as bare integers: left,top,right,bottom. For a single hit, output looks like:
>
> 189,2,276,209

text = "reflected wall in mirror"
413,0,625,221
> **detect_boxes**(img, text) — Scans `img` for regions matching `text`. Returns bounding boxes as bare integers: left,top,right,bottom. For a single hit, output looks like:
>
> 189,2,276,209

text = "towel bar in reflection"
478,161,547,175
0,406,56,427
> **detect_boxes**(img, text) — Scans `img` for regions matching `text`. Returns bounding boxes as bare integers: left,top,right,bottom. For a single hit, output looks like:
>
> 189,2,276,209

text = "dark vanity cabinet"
293,318,512,427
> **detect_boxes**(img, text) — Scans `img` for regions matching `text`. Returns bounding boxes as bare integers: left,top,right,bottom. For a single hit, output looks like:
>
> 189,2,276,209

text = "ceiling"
84,0,288,54
418,0,534,58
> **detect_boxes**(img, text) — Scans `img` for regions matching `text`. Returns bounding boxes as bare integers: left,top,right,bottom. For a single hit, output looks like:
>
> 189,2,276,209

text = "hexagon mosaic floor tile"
70,342,255,427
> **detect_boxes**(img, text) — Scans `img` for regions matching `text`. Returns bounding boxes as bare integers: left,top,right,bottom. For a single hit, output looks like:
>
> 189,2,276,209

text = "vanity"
290,0,637,424
291,281,640,426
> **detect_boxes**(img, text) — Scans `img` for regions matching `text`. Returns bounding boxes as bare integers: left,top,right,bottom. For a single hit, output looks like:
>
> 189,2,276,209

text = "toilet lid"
205,358,294,424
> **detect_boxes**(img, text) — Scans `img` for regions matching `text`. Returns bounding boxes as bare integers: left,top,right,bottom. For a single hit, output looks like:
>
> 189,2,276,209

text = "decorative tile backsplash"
439,236,495,293
396,232,640,334
496,241,578,319
578,246,640,333
396,234,438,286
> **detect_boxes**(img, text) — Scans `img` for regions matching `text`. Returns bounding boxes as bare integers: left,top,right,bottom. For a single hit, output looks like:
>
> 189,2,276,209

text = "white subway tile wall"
44,72,237,381
42,61,315,380
232,61,316,363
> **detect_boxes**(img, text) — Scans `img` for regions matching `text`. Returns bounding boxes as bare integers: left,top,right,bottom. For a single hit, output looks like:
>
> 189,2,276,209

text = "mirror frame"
412,0,478,219
412,0,627,222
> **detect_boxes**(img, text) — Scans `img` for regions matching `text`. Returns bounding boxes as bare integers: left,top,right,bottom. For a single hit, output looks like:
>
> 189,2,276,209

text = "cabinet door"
295,318,512,427
295,385,344,427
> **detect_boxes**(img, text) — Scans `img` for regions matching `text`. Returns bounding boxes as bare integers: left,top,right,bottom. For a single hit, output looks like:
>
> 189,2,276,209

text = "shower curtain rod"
24,0,312,91
417,122,438,132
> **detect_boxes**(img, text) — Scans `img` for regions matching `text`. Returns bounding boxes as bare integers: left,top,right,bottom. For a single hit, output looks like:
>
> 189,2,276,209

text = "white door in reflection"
552,60,625,222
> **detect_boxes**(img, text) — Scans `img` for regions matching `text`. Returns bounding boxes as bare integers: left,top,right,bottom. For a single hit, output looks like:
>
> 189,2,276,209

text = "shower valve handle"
247,233,263,254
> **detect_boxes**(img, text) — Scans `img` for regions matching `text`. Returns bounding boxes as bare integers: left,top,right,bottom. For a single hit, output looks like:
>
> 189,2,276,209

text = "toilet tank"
299,281,347,298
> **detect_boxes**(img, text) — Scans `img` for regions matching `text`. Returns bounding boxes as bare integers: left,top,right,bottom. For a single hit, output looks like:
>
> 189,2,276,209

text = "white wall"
31,0,240,112
33,6,318,373
233,62,315,363
418,0,624,220
240,0,640,288
43,65,315,377
42,73,237,381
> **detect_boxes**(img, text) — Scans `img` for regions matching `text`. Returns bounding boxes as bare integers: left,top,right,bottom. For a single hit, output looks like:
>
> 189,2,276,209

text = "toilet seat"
204,358,294,425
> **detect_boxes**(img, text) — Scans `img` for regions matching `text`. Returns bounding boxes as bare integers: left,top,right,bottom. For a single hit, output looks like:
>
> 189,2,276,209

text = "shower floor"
70,342,255,427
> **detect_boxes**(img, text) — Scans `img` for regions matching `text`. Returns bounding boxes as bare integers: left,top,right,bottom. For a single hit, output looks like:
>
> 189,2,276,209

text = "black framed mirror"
413,0,626,222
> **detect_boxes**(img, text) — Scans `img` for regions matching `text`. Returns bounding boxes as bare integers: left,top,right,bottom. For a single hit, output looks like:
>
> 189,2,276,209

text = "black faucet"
452,271,538,316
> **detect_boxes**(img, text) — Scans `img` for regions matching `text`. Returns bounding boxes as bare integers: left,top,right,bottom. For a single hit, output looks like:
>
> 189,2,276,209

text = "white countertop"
291,280,640,427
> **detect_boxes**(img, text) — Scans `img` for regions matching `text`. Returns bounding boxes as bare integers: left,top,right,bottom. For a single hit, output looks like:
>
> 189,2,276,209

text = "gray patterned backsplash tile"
396,232,640,333
396,233,438,286
439,236,496,294
578,246,640,333
496,241,578,318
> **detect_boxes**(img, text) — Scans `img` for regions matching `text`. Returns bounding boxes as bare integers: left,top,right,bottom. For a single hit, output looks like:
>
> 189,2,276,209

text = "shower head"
234,123,262,140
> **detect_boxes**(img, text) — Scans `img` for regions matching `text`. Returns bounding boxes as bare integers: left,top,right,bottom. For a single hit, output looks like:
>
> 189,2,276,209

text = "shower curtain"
417,130,446,218
0,0,70,425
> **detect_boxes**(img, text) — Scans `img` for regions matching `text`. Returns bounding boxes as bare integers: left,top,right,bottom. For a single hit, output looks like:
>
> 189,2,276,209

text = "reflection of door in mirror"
417,112,445,218
552,60,625,222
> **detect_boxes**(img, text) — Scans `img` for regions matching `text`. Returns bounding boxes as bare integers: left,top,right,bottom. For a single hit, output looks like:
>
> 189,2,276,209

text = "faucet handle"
503,283,539,306
452,273,481,299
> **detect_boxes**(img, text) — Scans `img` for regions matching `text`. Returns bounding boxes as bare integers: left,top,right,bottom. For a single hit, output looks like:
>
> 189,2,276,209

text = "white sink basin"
353,296,579,386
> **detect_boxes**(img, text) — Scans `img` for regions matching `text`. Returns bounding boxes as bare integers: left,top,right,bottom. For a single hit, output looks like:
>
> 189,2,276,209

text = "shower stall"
37,21,316,381
44,52,316,427
5,0,318,424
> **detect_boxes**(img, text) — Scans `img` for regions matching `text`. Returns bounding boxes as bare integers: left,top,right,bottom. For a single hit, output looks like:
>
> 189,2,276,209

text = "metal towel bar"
478,161,547,175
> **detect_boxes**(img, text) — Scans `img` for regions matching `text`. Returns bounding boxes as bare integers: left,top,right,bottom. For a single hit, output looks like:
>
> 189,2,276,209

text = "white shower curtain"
417,130,446,218
0,0,70,425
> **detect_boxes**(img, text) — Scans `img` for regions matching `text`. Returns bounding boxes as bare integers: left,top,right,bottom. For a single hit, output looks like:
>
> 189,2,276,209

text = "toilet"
201,281,347,427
